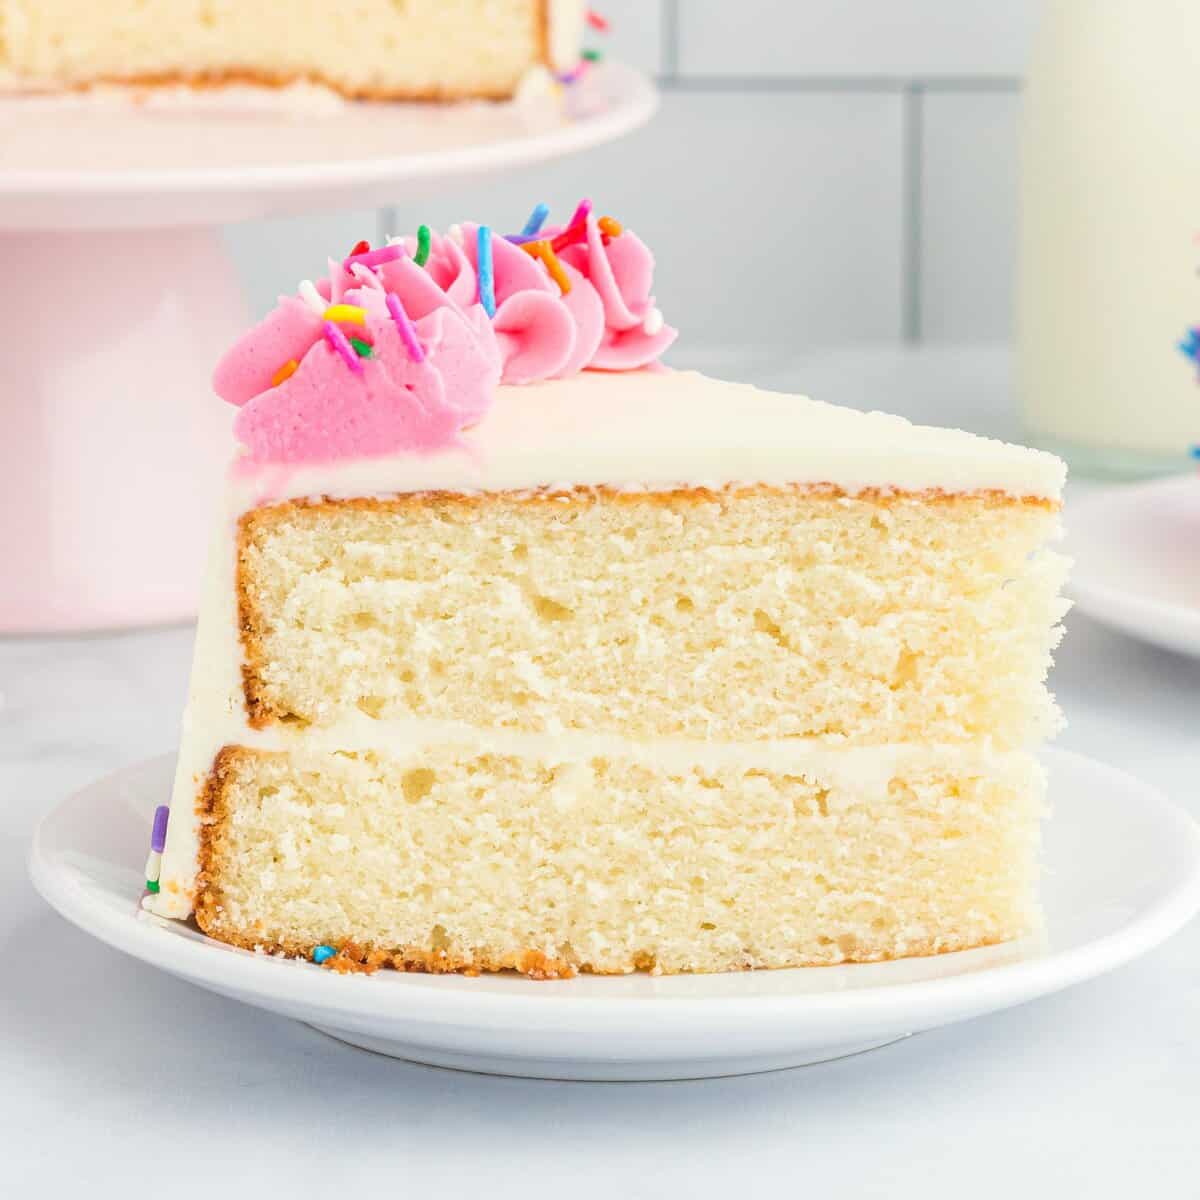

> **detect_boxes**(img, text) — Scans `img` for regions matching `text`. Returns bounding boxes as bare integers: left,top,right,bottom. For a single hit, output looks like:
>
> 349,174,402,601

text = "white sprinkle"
642,306,664,336
350,262,383,290
298,279,326,315
447,223,465,246
144,849,162,882
386,234,406,246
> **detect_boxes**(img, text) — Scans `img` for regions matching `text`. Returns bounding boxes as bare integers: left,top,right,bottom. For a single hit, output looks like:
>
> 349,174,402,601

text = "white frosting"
545,0,588,72
231,370,1066,511
147,369,1063,920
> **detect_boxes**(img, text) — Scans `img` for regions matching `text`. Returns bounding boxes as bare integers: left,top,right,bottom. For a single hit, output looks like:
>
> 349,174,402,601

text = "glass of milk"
1017,0,1200,477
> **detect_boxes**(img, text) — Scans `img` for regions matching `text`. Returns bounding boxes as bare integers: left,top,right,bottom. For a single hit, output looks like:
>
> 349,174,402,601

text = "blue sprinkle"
312,945,336,965
1179,328,1200,362
477,225,496,318
521,202,550,237
1190,445,1200,460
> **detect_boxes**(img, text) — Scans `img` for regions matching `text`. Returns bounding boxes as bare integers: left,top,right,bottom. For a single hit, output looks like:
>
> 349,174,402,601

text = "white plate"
29,749,1200,1081
1067,476,1200,657
0,62,656,229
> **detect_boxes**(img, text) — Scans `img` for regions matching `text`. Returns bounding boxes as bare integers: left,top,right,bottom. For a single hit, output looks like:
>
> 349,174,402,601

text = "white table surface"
3,346,1197,1198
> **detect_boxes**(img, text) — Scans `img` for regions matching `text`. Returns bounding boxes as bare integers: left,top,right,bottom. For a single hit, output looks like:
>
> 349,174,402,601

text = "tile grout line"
901,83,925,344
379,205,397,244
657,75,1020,93
660,0,680,80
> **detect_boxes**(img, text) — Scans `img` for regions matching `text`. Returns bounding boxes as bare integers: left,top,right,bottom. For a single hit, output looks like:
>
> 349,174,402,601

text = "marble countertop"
3,347,1197,1199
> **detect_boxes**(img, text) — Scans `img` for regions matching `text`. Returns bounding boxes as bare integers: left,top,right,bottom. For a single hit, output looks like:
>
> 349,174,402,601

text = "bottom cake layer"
193,740,1044,977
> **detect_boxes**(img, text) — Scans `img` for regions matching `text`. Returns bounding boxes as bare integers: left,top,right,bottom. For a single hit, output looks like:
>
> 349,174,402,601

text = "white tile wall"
676,0,1038,79
224,0,1037,344
224,209,381,318
593,0,665,75
919,91,1021,342
393,91,903,348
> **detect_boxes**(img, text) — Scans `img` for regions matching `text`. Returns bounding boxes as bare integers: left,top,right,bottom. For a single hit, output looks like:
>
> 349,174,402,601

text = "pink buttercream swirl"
214,214,676,467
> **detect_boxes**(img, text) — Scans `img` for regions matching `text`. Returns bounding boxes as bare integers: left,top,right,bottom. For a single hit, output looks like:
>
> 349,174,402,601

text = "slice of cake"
0,1,585,100
145,206,1069,977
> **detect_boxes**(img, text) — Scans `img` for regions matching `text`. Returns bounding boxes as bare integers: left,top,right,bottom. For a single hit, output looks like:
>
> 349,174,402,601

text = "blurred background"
227,0,1036,352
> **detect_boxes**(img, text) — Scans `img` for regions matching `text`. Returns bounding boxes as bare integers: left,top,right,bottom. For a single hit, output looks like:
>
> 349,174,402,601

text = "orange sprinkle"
271,359,299,387
521,239,572,295
597,216,623,239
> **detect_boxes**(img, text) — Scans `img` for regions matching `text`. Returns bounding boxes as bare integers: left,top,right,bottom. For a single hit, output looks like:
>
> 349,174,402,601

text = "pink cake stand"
0,64,656,632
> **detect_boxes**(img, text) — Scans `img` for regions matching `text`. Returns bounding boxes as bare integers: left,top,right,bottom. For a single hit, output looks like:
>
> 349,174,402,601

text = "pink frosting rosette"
212,207,676,467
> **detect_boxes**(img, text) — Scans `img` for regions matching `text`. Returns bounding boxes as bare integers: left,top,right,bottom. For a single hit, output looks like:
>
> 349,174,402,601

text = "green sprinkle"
415,224,432,267
348,336,374,359
582,49,603,62
146,879,160,894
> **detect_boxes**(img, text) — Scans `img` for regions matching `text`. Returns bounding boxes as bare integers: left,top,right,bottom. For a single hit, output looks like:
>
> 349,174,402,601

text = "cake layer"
237,487,1068,748
194,741,1044,975
0,1,572,100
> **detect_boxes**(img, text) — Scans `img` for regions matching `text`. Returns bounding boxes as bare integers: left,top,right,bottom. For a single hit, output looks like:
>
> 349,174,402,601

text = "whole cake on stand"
145,204,1069,978
0,14,656,631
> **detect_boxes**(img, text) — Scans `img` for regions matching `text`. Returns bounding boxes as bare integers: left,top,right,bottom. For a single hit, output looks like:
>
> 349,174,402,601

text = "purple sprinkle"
556,62,588,85
385,292,425,363
323,320,364,374
151,805,169,854
504,232,543,245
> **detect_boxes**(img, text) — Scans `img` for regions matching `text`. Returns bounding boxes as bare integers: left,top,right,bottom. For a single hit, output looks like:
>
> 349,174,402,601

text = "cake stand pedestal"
0,64,656,632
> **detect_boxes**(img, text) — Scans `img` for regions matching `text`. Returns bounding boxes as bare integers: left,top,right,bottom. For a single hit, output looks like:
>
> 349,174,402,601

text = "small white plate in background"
1067,476,1200,657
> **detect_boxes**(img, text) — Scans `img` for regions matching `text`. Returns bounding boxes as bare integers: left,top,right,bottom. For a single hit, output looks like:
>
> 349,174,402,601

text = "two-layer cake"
145,207,1068,977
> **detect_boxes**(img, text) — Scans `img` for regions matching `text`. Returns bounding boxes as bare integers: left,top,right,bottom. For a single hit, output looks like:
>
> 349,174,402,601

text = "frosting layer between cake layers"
146,370,1064,922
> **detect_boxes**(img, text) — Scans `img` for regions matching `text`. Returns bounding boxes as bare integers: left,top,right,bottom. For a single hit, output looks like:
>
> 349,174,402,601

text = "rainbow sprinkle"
1179,326,1200,363
312,945,336,965
597,215,622,239
587,9,609,31
298,279,326,315
521,203,550,237
342,244,405,272
323,303,367,326
271,359,299,387
522,239,572,295
569,198,593,228
556,61,589,85
582,49,602,62
323,320,364,374
415,224,432,267
477,225,496,317
144,805,169,894
347,335,374,359
386,291,425,362
151,805,169,853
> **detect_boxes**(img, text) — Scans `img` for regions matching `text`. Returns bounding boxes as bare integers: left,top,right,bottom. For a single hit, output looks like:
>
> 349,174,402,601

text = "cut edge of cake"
147,370,1069,978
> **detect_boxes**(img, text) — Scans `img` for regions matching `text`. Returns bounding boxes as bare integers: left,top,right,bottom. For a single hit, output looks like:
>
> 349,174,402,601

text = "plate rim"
28,746,1200,1038
1066,475,1200,654
0,62,656,198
